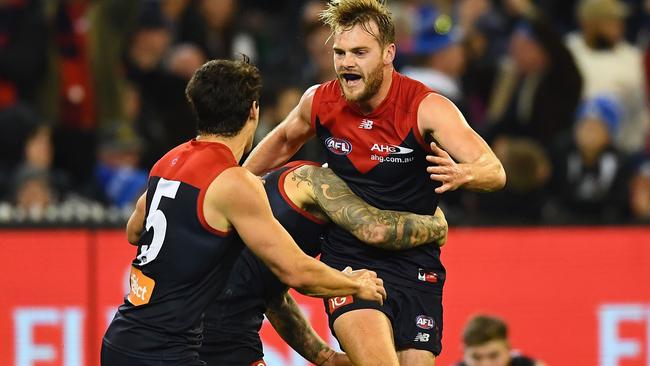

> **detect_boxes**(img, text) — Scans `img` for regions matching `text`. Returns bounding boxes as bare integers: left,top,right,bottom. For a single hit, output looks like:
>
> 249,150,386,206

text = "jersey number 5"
137,178,181,265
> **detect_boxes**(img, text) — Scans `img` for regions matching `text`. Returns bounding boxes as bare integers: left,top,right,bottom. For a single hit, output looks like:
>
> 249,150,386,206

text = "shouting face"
332,21,393,103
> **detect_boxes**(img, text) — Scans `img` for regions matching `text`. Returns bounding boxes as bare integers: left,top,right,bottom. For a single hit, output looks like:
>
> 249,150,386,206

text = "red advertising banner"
1,227,649,366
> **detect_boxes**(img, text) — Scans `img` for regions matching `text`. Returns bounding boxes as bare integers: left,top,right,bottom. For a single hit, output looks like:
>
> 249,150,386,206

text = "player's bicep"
282,86,318,143
418,93,493,163
219,173,306,283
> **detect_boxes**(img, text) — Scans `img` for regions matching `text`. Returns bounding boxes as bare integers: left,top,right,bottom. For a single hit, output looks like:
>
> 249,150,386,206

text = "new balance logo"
414,332,430,342
359,119,374,129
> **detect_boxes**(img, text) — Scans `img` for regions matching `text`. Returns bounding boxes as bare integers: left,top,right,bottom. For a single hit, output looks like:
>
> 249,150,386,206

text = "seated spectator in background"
42,0,138,194
12,166,54,218
0,104,40,196
19,123,69,195
254,85,324,162
457,314,546,366
177,0,257,62
550,95,628,223
401,22,467,106
301,17,337,86
166,43,206,81
126,3,198,169
475,137,551,223
629,159,650,221
566,0,649,155
485,18,582,149
94,128,147,209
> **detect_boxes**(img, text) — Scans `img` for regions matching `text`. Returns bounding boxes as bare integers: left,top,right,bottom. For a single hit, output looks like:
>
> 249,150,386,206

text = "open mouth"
341,73,363,87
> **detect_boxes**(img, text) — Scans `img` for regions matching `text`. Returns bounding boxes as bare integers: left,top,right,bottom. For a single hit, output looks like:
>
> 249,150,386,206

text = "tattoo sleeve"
291,166,448,250
265,291,333,365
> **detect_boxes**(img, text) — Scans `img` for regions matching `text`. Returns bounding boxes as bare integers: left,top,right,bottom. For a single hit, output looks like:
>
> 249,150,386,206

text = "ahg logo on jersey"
370,144,413,155
416,315,435,329
325,137,352,155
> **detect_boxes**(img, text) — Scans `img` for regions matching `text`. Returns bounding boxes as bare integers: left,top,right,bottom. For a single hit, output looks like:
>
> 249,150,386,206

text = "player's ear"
383,43,395,65
249,101,259,120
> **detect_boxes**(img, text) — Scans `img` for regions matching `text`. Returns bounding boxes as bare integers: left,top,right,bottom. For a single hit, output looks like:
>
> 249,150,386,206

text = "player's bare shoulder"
299,84,321,120
203,166,265,231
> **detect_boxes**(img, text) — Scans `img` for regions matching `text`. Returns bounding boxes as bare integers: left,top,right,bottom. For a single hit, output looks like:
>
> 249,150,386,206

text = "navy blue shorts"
324,281,443,356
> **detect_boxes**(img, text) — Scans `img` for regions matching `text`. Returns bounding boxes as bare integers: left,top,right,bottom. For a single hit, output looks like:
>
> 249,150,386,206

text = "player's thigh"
333,308,399,366
397,348,436,366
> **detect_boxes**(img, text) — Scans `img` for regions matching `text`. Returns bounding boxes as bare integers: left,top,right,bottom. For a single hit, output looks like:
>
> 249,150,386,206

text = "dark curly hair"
185,56,262,137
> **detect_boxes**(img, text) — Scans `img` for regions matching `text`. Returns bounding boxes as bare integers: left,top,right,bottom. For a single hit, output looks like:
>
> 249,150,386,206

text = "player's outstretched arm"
418,93,506,193
266,291,351,366
126,192,146,245
293,166,448,249
243,86,318,175
208,167,386,302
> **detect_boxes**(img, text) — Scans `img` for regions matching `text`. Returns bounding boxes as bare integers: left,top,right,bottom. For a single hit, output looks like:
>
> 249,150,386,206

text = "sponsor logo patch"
414,332,430,342
359,119,374,129
416,315,435,330
325,137,352,155
127,266,155,306
370,143,413,155
328,295,354,313
418,268,439,283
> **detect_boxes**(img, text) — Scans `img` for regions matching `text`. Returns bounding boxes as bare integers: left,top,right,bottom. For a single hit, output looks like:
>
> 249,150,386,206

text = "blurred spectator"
474,137,551,222
255,85,324,162
566,0,649,154
12,166,54,217
0,104,40,182
95,126,147,209
629,158,650,221
10,120,71,218
41,0,138,193
0,0,47,110
301,19,337,86
255,86,303,145
402,23,466,105
456,314,546,366
166,43,206,81
177,0,258,62
485,18,582,148
126,4,198,169
550,95,629,222
460,3,508,126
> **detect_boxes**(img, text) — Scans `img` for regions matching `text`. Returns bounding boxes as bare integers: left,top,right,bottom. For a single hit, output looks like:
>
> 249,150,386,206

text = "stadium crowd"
1,0,650,225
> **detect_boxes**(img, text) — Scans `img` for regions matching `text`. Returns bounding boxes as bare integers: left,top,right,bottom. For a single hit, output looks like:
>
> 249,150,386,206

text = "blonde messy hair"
319,0,395,47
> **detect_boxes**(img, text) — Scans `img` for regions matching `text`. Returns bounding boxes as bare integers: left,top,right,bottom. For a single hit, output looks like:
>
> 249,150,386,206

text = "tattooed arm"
291,166,448,250
266,291,351,366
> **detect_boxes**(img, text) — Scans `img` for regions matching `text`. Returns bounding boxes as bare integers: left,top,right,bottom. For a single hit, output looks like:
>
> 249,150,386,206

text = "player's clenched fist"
342,267,387,305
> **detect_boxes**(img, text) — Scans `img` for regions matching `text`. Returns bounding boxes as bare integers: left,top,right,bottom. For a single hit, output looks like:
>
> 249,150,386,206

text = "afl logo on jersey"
415,315,435,330
325,137,352,155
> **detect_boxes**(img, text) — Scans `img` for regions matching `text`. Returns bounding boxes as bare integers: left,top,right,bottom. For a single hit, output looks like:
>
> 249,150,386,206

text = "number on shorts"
137,178,180,265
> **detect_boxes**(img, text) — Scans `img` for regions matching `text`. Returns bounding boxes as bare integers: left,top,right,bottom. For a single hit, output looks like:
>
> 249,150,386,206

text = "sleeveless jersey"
103,139,244,359
311,71,445,290
200,161,327,364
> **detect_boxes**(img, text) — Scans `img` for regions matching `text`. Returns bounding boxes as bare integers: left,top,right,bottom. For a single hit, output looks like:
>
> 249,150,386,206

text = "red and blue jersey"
311,71,445,290
103,140,245,360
